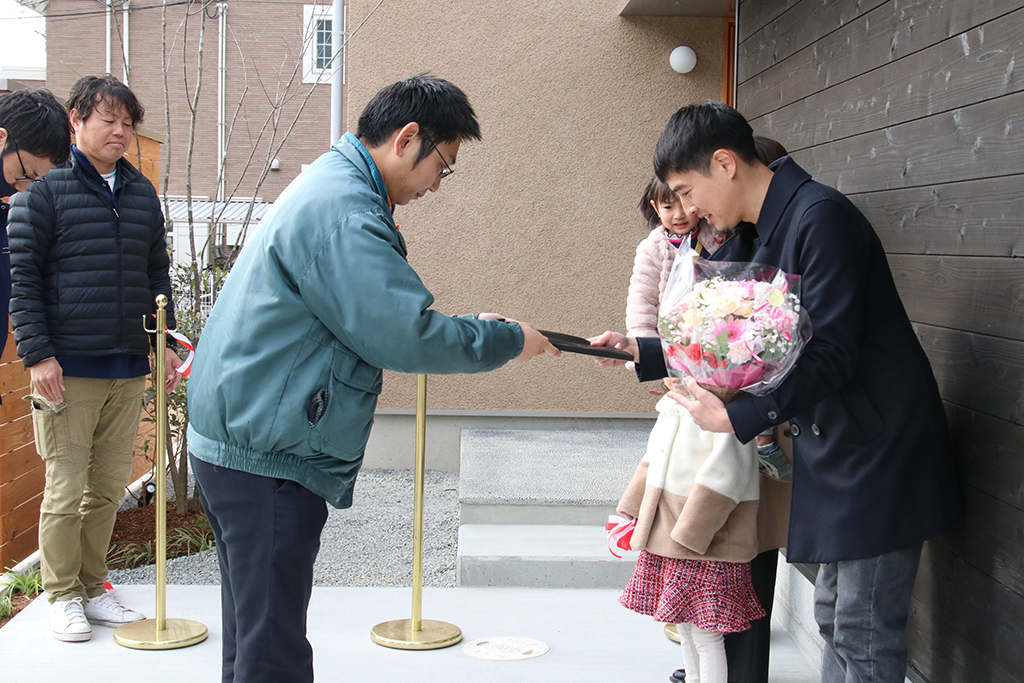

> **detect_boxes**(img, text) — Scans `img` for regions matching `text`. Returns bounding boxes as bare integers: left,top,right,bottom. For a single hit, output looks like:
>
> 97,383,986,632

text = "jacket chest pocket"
307,347,383,457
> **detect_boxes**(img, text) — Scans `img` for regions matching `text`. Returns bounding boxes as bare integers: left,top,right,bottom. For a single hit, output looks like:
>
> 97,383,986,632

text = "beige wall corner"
346,0,723,412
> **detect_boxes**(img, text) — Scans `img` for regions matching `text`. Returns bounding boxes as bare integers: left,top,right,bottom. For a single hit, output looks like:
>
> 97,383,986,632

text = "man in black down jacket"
1,89,71,353
9,75,182,642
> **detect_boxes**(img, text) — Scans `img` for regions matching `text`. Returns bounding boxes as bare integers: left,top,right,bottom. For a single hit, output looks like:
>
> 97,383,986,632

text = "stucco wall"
345,1,723,412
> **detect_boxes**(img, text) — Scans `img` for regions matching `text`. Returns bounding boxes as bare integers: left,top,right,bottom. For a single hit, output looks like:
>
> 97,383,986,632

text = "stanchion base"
114,618,208,650
664,623,680,643
370,619,462,650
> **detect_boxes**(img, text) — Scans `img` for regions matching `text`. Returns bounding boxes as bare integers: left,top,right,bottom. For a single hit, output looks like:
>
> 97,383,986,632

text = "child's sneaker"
757,442,793,482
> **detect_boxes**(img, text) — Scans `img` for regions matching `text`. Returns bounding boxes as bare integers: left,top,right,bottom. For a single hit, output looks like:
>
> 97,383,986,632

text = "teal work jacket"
187,133,523,508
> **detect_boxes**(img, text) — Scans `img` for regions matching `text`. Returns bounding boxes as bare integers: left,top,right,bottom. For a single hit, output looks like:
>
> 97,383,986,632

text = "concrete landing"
458,524,639,588
459,429,647,525
0,584,819,683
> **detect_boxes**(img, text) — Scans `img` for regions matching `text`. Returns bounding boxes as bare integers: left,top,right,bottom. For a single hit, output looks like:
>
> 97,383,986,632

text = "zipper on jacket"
113,205,125,350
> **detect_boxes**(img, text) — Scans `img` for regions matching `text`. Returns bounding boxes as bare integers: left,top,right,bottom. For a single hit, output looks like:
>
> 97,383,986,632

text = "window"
303,4,344,84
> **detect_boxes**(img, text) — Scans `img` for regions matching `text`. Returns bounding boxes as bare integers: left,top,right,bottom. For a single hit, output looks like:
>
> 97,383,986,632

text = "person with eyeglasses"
9,76,182,642
185,74,558,683
0,88,71,343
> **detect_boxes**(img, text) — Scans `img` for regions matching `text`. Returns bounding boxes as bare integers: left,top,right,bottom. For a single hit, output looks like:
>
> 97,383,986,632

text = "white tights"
676,622,727,683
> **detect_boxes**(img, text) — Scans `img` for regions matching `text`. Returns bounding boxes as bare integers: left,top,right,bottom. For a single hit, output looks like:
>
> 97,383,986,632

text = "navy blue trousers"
191,455,329,683
724,549,778,683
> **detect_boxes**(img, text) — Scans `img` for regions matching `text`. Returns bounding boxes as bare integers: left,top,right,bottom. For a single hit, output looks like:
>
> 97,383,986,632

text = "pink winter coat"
625,229,676,337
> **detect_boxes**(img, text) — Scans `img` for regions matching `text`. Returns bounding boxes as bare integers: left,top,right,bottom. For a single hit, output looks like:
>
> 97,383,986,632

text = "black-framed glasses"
420,131,454,180
7,138,45,184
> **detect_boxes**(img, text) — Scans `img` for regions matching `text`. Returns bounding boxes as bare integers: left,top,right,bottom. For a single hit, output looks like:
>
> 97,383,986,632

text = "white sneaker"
50,597,92,642
84,592,146,627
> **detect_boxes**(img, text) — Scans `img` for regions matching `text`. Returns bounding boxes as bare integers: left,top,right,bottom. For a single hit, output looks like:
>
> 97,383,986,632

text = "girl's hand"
587,331,638,368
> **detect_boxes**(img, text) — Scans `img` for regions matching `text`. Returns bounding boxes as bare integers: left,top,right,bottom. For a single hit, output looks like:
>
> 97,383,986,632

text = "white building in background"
162,197,274,269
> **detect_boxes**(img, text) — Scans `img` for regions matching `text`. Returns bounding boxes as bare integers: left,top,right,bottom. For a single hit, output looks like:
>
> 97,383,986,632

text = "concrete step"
457,524,639,588
458,429,648,525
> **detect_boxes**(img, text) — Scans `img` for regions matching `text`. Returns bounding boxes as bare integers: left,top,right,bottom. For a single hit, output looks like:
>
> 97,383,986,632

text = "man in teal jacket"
187,75,557,683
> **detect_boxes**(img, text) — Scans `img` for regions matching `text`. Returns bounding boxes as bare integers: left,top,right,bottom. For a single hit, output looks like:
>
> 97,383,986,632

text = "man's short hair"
66,75,145,128
0,89,71,166
654,100,758,180
356,74,481,164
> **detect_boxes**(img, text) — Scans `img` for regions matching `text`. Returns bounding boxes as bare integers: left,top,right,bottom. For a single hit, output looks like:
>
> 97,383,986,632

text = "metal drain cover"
462,636,550,661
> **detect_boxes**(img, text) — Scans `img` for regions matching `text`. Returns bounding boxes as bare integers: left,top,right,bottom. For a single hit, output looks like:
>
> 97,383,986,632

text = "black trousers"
191,455,329,683
723,549,779,683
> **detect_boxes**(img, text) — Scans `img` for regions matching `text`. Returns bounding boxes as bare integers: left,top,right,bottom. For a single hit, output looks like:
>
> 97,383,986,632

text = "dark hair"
754,136,788,166
66,75,145,128
356,74,481,165
654,100,757,180
638,176,675,230
0,89,71,165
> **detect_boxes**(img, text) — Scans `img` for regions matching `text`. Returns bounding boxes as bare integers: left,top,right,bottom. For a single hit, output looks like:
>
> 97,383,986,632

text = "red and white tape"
167,330,195,377
606,515,636,559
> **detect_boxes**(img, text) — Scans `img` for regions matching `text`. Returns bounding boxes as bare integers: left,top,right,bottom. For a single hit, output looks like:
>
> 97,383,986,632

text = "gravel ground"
107,468,460,588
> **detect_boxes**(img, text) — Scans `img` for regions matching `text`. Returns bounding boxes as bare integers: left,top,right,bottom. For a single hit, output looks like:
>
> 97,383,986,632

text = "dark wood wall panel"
739,0,1024,122
789,90,1024,195
852,175,1024,257
736,0,799,44
937,488,1024,596
906,604,1018,683
748,10,1024,150
889,254,1024,341
738,2,1024,679
737,0,885,84
946,404,1024,511
909,541,1024,683
917,323,1024,426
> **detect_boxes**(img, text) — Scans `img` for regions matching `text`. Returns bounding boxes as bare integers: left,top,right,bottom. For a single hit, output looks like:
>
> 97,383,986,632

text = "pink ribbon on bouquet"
167,329,195,377
606,515,636,558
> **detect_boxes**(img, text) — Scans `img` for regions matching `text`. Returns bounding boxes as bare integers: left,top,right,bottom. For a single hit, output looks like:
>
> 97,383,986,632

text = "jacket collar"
335,132,390,207
71,145,140,191
333,132,405,254
753,156,812,246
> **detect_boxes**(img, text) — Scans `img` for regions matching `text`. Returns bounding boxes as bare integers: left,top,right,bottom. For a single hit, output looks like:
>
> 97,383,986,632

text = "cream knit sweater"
617,396,761,562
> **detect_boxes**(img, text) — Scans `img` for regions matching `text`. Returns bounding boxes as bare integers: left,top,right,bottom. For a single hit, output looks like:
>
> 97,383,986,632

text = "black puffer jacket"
8,152,174,367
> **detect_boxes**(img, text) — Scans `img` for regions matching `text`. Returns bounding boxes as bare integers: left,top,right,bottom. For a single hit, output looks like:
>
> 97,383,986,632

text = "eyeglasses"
420,131,454,180
7,138,44,184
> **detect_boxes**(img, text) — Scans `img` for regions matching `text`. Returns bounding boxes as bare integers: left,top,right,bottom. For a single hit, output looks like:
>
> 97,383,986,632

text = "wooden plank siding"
0,323,37,569
736,0,1024,681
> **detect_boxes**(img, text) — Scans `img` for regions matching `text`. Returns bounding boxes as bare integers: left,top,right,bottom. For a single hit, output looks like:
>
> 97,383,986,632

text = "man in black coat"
595,102,962,683
9,76,181,643
0,88,71,337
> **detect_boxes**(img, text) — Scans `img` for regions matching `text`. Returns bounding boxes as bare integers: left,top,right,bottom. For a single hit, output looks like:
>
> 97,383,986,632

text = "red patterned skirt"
619,550,764,633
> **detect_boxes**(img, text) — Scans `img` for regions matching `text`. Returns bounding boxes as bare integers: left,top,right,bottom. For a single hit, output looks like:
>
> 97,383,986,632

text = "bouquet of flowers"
658,252,812,402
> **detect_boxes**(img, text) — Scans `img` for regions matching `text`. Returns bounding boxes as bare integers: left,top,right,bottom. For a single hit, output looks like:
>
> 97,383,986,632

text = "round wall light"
670,46,697,74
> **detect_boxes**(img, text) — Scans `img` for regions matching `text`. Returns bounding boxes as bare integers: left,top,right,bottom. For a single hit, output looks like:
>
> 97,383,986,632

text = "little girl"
625,176,731,338
617,387,765,683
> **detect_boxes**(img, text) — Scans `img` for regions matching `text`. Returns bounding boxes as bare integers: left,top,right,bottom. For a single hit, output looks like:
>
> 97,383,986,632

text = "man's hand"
587,331,638,368
515,322,560,361
668,377,735,434
30,358,65,404
478,314,560,361
165,352,184,393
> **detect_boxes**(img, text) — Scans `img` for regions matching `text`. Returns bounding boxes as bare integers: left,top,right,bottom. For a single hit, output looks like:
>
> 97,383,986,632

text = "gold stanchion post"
114,295,208,650
370,374,462,650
